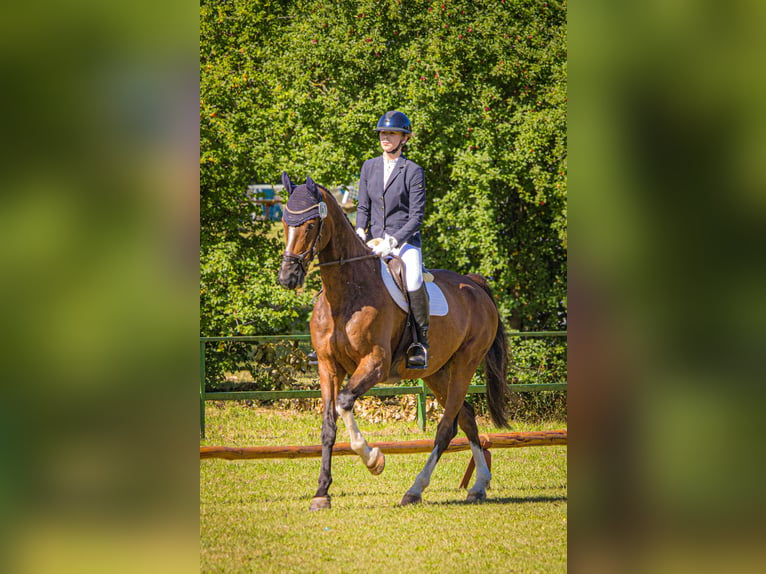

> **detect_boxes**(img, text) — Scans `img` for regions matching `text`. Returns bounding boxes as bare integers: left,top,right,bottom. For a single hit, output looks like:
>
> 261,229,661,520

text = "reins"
316,253,378,267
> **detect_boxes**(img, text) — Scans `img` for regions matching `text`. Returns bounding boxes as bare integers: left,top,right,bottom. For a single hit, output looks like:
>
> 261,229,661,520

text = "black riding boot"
406,283,430,369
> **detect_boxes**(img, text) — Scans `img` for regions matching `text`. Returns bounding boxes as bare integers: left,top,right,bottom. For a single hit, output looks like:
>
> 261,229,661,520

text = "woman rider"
355,110,430,369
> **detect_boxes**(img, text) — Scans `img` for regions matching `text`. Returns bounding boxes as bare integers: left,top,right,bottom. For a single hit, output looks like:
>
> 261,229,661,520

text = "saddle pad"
379,259,449,316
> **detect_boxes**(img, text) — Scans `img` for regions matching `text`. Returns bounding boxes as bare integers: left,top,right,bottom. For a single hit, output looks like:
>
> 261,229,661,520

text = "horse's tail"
466,274,510,428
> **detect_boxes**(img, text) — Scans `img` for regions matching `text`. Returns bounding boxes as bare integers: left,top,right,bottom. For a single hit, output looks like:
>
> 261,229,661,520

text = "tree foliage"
200,0,567,348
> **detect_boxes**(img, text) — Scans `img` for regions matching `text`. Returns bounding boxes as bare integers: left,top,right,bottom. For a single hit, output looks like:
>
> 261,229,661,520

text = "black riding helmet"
374,111,412,134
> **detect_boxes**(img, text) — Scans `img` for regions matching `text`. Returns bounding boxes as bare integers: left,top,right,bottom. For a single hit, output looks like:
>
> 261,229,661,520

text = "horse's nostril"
278,265,303,290
279,275,294,288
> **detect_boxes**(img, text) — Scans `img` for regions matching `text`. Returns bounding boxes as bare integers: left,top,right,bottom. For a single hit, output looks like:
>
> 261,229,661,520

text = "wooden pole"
200,430,567,460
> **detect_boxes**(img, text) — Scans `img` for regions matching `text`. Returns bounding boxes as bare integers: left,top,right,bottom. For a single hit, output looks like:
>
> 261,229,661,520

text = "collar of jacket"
382,155,407,190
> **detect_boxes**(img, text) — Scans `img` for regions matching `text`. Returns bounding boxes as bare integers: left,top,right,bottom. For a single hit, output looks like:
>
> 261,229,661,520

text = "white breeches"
393,243,423,291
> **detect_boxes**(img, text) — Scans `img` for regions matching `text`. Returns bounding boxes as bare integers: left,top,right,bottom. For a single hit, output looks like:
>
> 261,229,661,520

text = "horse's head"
278,172,328,289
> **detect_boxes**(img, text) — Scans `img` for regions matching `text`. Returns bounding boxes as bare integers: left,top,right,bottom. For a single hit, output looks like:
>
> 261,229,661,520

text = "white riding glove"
356,227,366,241
369,234,397,257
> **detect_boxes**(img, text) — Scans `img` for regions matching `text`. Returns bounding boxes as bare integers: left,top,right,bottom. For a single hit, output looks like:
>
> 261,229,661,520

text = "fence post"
200,339,206,438
416,379,427,431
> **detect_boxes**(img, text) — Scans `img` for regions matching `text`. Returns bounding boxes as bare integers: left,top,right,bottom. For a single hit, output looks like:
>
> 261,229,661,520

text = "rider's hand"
371,234,397,257
356,227,366,241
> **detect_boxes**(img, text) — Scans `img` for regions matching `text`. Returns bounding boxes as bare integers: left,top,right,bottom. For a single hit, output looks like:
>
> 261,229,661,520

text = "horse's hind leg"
458,401,491,502
400,367,465,506
400,401,460,505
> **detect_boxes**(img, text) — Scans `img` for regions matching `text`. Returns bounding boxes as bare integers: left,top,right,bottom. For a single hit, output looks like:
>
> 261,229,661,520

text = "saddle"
384,255,410,300
375,255,448,371
384,255,421,367
379,258,447,314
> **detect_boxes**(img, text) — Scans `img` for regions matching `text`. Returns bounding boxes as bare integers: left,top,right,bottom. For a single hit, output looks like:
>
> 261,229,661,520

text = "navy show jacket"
355,155,426,248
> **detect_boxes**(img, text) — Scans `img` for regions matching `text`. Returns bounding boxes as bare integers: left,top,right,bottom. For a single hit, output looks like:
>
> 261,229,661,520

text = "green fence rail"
200,332,567,438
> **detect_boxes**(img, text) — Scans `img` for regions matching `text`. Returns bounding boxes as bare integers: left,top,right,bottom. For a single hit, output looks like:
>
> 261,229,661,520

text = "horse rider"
356,110,430,369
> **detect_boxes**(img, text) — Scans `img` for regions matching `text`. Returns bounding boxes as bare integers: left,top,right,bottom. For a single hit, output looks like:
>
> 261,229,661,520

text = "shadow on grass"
292,485,569,504
433,494,567,506
233,491,566,507
333,490,568,508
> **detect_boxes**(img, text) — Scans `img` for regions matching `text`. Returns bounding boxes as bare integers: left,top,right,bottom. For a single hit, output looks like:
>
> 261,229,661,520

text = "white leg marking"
337,405,375,466
468,442,492,496
405,447,440,498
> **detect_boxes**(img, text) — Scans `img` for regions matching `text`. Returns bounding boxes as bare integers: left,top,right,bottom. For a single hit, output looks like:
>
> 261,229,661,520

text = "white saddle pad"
379,260,448,316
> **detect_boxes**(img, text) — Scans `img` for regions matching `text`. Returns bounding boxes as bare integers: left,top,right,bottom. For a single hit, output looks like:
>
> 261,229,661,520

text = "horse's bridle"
282,186,379,272
281,219,325,276
281,190,328,275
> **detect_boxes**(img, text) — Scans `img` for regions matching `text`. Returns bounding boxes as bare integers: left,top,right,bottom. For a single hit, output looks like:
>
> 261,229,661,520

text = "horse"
277,173,510,510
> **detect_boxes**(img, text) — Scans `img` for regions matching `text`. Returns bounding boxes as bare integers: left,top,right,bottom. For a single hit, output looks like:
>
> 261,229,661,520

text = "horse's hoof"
466,490,487,503
399,493,422,506
309,496,331,511
366,447,385,476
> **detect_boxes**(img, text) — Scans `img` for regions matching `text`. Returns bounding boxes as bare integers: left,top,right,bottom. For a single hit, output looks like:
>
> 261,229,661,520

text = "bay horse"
277,173,510,510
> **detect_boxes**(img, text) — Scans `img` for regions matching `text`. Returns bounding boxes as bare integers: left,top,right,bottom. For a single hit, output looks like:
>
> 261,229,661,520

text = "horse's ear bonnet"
282,173,327,225
281,171,294,195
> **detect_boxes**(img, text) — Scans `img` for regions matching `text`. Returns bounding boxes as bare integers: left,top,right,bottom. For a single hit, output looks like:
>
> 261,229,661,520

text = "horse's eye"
306,222,316,231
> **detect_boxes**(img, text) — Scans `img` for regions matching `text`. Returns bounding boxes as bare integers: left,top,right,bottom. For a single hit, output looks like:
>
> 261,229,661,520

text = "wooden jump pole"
200,430,567,460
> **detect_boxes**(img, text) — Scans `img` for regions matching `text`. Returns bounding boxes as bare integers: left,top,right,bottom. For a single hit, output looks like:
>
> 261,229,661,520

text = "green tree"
200,0,567,379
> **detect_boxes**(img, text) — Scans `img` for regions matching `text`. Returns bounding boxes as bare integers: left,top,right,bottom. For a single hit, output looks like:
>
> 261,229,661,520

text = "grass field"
201,403,567,573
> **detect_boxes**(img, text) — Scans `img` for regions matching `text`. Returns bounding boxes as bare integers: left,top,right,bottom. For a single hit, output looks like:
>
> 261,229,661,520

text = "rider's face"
379,131,407,154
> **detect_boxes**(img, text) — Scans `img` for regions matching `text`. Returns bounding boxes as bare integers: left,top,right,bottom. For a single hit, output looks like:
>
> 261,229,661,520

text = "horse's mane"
317,183,368,250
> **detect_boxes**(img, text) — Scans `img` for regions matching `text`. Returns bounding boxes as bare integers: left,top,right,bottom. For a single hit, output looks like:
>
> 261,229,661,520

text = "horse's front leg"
310,361,345,511
336,353,390,475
